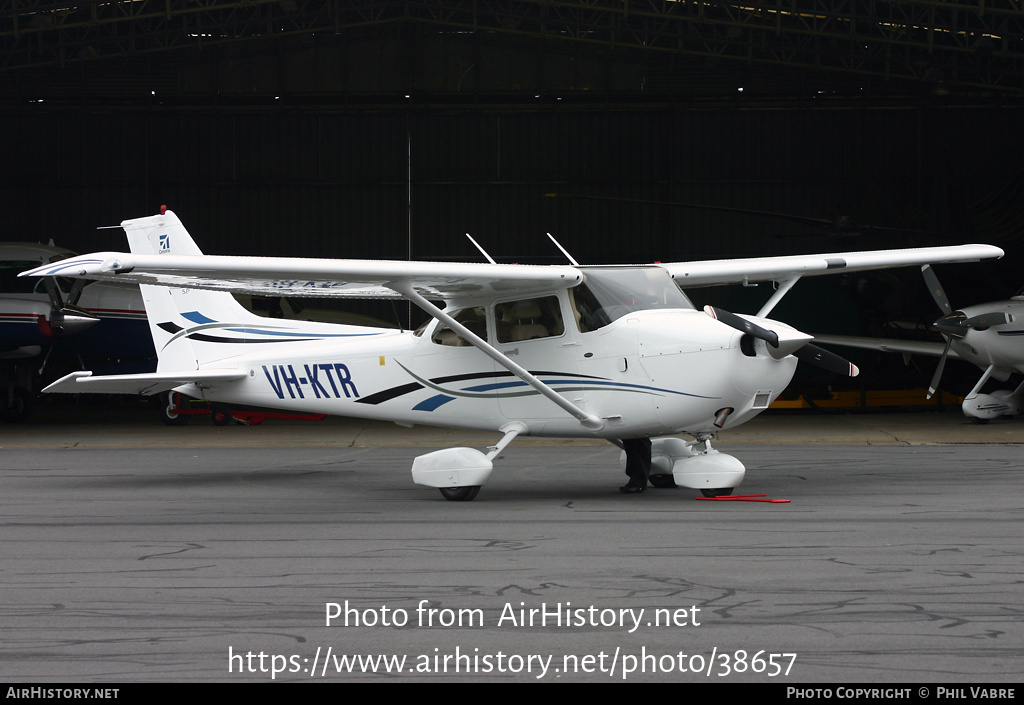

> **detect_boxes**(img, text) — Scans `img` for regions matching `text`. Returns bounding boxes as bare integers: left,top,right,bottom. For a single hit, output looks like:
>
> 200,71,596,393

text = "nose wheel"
648,474,677,489
439,486,481,501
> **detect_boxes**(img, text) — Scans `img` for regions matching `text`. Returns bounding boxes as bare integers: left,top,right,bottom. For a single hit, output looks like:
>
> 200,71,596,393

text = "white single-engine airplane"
817,265,1024,423
22,209,1003,499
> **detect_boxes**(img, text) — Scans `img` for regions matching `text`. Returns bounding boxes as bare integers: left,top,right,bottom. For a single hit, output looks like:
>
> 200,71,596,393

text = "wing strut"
387,280,605,432
756,276,801,318
965,364,996,401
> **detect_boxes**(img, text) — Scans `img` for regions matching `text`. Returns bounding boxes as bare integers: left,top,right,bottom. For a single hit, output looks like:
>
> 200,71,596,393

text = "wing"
20,231,1000,301
661,244,1003,287
812,334,960,360
21,253,583,301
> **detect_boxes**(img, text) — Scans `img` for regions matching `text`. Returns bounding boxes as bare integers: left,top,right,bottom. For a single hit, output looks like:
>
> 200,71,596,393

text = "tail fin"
122,210,272,371
122,208,204,257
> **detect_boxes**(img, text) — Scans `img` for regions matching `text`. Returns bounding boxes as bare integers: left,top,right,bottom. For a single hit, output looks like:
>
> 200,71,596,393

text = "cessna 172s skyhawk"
22,209,1003,500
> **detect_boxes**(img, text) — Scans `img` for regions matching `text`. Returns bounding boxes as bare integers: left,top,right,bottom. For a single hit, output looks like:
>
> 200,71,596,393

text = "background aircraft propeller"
39,277,97,337
921,264,953,316
703,306,859,377
921,265,1010,398
932,310,1011,337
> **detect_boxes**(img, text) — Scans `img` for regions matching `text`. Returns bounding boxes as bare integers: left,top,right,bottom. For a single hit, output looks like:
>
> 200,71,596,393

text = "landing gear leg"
159,391,189,426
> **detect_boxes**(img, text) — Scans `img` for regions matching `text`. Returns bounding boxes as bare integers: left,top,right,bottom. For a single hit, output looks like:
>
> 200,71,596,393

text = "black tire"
211,404,232,426
701,488,733,498
2,386,33,423
648,474,677,489
439,486,481,501
160,391,189,426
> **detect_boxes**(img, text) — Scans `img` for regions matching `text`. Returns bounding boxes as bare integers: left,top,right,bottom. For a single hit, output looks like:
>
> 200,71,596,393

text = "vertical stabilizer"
121,210,268,370
122,209,204,257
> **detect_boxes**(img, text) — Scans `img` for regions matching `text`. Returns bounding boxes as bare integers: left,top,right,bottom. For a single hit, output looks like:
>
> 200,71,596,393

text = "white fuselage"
186,304,799,439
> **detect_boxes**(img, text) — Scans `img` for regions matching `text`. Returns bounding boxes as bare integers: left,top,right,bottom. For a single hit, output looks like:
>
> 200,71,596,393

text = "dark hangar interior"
2,1,1023,396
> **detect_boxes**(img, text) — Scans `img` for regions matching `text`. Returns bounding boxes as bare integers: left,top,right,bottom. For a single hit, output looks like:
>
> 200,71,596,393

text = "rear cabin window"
494,296,565,344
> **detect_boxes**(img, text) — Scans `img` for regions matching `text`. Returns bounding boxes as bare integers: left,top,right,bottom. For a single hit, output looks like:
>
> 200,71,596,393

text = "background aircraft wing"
812,335,959,360
22,254,583,300
660,244,1003,287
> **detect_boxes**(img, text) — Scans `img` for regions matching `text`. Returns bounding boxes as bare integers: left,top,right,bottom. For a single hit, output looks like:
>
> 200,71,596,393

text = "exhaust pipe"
713,407,734,429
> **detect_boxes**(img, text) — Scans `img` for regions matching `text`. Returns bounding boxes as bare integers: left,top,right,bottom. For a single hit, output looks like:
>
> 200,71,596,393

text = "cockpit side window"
431,307,489,346
568,284,606,332
494,296,564,343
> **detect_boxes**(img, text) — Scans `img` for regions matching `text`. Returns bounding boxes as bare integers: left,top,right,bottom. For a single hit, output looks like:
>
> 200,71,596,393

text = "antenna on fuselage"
546,233,580,266
465,233,497,264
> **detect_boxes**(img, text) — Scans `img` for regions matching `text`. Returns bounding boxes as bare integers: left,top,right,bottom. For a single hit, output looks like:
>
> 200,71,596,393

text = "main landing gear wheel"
439,486,481,502
648,474,677,489
160,391,189,426
701,488,733,498
2,386,33,424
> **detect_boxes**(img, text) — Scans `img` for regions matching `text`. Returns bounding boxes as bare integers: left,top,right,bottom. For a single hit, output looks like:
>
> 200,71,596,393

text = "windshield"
571,267,694,331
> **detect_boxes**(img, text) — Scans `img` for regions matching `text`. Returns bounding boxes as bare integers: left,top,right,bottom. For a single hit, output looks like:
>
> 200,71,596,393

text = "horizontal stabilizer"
43,369,247,396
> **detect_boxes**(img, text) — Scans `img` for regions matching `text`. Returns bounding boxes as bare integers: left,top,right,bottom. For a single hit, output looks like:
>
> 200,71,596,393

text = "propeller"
703,306,859,377
920,265,1010,398
38,277,98,338
921,264,953,316
933,310,1011,337
792,344,859,377
927,337,954,399
703,305,779,347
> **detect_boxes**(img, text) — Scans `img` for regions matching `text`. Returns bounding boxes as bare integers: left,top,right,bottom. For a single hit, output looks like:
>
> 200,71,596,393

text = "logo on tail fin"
159,234,170,253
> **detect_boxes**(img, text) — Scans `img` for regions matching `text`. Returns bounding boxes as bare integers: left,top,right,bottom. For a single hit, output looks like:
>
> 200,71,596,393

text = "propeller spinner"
39,277,98,338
